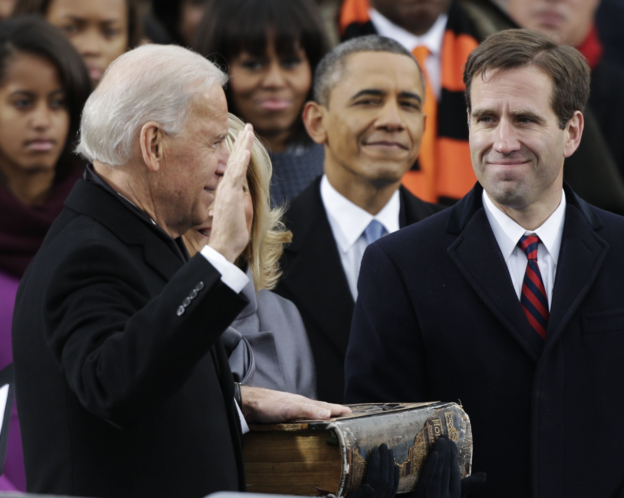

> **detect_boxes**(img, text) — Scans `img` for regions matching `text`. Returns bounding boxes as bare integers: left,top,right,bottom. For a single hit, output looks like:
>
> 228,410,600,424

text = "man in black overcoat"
11,44,350,498
275,36,443,403
346,29,624,497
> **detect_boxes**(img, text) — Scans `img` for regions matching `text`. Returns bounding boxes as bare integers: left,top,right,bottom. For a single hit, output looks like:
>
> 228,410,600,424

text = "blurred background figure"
183,114,316,399
497,0,624,70
506,0,624,185
0,0,16,19
194,0,331,207
12,0,142,87
149,0,208,46
0,16,90,492
596,0,624,70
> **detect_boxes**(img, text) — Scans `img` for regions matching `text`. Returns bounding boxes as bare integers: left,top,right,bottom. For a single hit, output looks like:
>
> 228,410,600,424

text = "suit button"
183,297,192,307
176,306,185,316
189,289,198,299
195,281,204,291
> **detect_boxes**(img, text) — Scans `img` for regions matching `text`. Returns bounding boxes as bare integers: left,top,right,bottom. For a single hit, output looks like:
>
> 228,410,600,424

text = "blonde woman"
183,114,316,399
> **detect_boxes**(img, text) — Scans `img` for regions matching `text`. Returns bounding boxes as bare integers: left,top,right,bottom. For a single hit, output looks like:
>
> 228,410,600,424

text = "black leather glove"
349,443,400,498
412,436,487,498
413,435,461,498
460,472,486,498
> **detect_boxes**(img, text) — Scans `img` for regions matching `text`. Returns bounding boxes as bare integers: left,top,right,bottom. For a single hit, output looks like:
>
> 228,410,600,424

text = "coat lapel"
546,188,608,345
140,233,185,282
281,179,354,355
447,184,543,361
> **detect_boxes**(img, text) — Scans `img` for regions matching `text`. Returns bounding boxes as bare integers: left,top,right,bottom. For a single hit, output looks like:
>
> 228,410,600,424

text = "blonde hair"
226,114,292,291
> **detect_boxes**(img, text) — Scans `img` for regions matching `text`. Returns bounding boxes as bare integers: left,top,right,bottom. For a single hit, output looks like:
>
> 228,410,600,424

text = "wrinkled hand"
414,436,460,498
240,386,351,423
208,123,254,263
349,444,400,498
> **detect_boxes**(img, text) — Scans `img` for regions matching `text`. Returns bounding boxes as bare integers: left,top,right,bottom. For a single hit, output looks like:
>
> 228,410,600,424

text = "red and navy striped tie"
519,234,549,339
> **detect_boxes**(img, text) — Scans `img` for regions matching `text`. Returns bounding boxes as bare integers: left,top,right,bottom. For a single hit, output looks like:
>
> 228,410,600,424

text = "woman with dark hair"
195,0,331,206
12,0,142,86
0,16,91,492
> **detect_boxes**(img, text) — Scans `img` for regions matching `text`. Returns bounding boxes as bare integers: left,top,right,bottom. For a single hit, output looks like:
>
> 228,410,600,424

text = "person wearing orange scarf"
339,0,480,205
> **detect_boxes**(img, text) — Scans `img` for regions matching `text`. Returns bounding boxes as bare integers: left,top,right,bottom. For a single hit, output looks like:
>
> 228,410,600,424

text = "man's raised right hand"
208,123,254,263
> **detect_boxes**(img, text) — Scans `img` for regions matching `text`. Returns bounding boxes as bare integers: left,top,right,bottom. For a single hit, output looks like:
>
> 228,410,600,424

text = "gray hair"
76,44,228,167
312,35,424,106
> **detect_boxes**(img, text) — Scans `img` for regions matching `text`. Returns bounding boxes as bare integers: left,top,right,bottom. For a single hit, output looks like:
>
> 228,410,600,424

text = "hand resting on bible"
240,386,351,423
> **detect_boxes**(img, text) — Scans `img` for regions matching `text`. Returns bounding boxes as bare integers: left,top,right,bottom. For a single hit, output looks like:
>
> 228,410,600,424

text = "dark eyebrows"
470,108,492,120
10,88,65,96
10,90,33,97
511,110,546,124
470,108,546,124
350,89,385,101
63,15,122,25
399,91,422,104
350,89,422,104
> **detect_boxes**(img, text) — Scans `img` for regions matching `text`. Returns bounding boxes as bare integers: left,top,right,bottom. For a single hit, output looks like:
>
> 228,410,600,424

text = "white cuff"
235,399,249,434
200,245,249,294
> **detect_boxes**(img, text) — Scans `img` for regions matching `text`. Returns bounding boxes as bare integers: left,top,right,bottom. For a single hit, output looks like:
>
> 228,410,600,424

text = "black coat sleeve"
43,240,247,427
344,242,429,404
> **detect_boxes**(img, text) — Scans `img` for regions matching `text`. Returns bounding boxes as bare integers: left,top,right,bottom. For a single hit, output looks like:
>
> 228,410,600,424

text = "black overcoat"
345,182,624,497
12,178,248,498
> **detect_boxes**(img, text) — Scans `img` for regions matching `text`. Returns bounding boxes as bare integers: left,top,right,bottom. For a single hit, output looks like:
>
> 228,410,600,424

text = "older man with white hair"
11,44,351,498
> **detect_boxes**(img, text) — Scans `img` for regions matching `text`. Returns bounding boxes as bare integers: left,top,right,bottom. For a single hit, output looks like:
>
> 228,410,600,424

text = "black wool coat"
345,182,624,498
12,178,248,498
275,176,443,403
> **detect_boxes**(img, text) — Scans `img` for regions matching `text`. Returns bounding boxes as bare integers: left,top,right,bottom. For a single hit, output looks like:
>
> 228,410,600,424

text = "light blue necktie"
364,219,387,245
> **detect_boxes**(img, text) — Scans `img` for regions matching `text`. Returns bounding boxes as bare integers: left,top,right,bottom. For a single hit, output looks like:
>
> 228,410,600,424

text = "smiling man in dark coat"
274,36,443,404
346,29,624,498
11,44,350,498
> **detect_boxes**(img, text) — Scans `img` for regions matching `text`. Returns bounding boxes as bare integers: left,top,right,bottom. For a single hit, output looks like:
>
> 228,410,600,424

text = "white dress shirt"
482,190,567,308
369,8,448,100
321,175,400,301
200,245,249,293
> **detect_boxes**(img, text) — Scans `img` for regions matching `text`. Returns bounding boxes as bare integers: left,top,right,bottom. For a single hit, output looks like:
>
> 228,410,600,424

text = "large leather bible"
243,402,473,496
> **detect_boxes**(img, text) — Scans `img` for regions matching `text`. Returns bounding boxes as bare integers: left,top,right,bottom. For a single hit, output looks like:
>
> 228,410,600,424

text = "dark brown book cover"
243,401,473,496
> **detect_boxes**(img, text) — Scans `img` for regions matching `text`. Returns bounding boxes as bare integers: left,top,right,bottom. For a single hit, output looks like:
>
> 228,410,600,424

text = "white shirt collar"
369,8,448,56
320,175,401,253
482,189,567,264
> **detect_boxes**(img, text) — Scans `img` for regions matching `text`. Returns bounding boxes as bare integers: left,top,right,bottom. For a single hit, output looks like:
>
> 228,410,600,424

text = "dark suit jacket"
275,177,443,403
12,178,248,498
345,182,624,498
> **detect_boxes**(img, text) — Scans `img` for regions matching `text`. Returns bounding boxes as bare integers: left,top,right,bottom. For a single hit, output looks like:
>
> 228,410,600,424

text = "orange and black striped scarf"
340,0,480,205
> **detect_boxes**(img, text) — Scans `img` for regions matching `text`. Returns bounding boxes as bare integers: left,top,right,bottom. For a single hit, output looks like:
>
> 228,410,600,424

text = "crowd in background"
2,0,624,494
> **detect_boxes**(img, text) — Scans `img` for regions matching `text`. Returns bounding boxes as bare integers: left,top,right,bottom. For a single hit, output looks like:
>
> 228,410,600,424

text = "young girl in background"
0,16,91,491
13,0,141,86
